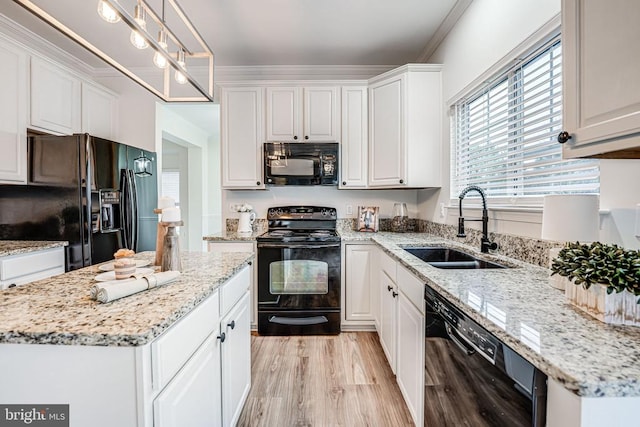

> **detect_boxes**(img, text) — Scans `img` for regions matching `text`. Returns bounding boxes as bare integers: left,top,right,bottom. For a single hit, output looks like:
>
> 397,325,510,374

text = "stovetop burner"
257,206,340,243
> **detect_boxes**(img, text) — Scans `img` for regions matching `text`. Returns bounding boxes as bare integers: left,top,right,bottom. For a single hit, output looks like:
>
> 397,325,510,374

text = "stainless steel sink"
402,247,507,269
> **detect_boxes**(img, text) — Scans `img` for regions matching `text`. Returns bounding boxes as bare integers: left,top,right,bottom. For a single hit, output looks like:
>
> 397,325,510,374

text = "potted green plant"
551,242,640,325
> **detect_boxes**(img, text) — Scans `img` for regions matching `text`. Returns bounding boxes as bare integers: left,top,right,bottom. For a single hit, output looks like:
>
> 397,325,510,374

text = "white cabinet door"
562,0,640,158
0,40,27,184
369,75,404,187
153,334,222,427
303,86,339,141
82,82,117,140
0,247,65,290
266,85,339,142
344,244,377,324
221,87,265,189
30,57,81,135
340,86,368,188
368,64,442,188
220,291,251,427
397,292,425,427
379,271,397,373
266,86,300,141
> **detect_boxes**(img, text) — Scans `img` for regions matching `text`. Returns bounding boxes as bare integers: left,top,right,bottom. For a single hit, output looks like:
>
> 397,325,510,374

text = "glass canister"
391,203,409,232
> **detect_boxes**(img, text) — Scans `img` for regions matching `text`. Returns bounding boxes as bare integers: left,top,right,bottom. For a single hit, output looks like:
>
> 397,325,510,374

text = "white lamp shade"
541,195,599,242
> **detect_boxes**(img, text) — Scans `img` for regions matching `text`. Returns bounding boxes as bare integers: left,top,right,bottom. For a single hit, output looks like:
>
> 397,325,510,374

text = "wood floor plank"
237,332,414,427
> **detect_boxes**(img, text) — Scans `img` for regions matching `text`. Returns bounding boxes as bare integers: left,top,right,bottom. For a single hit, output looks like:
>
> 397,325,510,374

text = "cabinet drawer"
151,292,220,391
0,248,64,281
379,251,397,282
220,265,251,316
397,265,424,314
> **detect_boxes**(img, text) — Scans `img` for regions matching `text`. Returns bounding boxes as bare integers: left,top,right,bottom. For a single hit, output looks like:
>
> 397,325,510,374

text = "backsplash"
228,217,559,268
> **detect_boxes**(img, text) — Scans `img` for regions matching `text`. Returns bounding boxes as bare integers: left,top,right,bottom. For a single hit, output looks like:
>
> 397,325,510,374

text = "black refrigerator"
0,133,158,271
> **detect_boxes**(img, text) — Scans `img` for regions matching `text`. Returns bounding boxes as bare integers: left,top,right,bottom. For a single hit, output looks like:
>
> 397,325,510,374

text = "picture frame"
357,206,379,232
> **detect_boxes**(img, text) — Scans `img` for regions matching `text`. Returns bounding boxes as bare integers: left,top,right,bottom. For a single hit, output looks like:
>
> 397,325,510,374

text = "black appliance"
0,133,158,271
257,206,341,335
424,285,547,426
264,142,338,186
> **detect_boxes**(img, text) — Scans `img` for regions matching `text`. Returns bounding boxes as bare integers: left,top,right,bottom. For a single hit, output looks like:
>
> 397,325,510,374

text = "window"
161,170,180,206
451,34,599,203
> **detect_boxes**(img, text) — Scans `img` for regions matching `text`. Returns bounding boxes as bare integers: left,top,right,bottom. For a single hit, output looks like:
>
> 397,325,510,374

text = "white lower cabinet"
0,247,65,289
221,291,251,427
396,274,425,426
154,334,222,427
375,250,425,427
378,268,398,373
343,243,377,328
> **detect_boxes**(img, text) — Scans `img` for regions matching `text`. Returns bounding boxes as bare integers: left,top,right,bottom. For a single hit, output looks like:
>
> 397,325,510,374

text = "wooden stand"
161,220,183,272
154,209,167,266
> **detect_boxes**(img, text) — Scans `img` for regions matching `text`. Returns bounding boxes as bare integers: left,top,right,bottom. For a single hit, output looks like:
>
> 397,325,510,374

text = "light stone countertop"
0,240,68,257
202,230,264,241
0,251,253,347
350,232,640,398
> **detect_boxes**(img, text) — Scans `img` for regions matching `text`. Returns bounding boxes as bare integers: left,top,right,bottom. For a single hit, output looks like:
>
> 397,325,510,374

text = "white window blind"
452,35,599,203
161,170,180,206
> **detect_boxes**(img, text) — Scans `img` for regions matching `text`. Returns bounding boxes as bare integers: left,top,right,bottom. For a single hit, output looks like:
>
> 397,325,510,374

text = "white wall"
223,187,419,223
156,104,219,250
419,0,640,248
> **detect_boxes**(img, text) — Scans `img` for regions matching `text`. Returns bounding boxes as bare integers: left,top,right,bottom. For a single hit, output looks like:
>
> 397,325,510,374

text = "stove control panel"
267,206,337,220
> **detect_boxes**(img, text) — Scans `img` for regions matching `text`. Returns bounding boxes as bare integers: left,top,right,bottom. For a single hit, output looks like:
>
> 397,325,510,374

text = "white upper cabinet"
368,64,442,188
561,0,640,158
221,86,265,189
340,86,368,188
30,57,81,135
266,86,339,141
81,82,117,140
0,39,28,184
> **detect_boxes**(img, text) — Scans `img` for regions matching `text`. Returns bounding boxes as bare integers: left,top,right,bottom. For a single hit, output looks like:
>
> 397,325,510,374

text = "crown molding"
0,13,96,77
416,0,473,62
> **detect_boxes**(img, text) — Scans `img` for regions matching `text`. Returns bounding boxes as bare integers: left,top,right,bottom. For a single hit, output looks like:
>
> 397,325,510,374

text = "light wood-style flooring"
237,332,414,427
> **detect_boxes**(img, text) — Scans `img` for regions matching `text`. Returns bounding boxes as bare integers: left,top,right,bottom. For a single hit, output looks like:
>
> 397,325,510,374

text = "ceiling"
1,0,461,69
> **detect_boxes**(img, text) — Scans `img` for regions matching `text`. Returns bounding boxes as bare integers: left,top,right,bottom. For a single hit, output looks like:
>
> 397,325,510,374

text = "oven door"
257,241,340,310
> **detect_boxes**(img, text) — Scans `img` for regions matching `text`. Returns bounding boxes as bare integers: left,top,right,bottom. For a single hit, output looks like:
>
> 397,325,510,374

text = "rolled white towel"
94,271,181,303
96,278,148,303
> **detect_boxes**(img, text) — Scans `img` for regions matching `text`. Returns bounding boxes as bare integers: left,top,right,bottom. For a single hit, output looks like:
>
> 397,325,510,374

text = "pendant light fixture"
97,0,121,23
153,29,169,68
133,151,153,177
174,49,187,84
15,0,215,102
130,2,149,50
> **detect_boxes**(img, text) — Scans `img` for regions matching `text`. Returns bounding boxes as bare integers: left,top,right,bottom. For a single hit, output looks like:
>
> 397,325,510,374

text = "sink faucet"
457,185,498,253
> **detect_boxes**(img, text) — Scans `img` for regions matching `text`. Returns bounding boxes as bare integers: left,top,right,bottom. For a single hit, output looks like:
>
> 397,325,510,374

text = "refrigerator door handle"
128,169,139,252
120,169,131,249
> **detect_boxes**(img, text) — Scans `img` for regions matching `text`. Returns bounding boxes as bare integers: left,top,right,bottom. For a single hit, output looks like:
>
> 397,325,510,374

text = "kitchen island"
341,231,640,427
0,251,254,427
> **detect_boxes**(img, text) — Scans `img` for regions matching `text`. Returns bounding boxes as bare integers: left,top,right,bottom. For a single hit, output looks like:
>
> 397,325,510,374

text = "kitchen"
1,0,640,426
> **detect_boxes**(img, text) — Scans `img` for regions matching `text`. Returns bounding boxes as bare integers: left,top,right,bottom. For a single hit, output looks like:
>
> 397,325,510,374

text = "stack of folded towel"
90,271,181,303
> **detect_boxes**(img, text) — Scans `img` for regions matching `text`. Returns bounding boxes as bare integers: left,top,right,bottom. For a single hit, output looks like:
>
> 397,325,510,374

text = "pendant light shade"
174,49,188,84
130,3,149,50
97,0,120,23
134,152,153,177
153,29,169,69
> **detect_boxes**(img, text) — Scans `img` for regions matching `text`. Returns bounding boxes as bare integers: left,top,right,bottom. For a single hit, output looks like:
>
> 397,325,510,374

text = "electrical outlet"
346,205,353,216
439,202,446,218
229,203,236,212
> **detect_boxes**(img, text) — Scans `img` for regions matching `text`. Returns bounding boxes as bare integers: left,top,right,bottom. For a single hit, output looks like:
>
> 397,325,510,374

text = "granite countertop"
360,232,640,398
203,230,264,241
0,240,68,257
0,251,253,347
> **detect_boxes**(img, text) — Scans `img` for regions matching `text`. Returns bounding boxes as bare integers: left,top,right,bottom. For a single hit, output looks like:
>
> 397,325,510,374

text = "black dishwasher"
424,285,547,427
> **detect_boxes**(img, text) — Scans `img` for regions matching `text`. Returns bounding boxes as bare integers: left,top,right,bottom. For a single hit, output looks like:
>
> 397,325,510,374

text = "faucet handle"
481,238,498,253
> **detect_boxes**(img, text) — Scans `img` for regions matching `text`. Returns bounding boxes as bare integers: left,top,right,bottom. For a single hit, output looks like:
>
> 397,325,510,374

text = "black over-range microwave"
264,142,339,186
